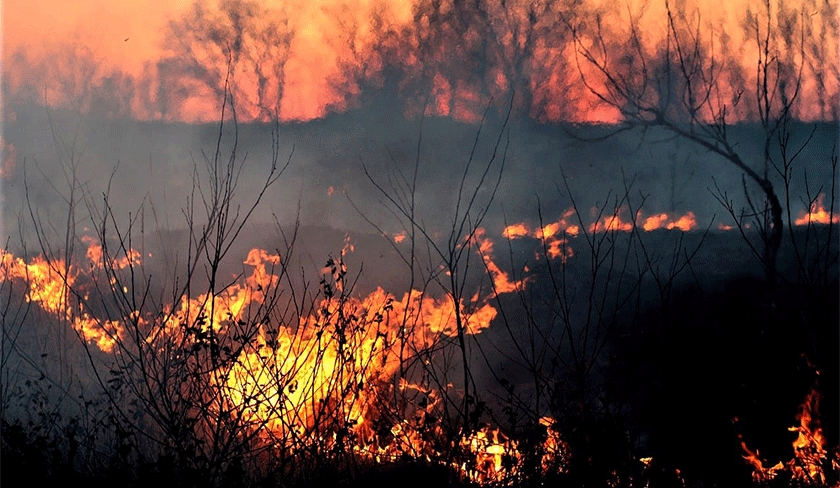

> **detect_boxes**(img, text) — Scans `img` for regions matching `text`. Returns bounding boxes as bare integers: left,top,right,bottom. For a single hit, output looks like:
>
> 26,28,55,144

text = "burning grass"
1,101,837,486
2,216,837,487
740,387,840,487
0,229,567,486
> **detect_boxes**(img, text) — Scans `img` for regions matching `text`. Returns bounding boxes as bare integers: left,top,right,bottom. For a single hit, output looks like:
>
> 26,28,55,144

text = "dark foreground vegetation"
2,5,838,476
1,219,837,488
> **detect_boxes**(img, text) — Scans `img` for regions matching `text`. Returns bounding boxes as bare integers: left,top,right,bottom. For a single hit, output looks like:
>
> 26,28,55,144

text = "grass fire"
1,0,838,487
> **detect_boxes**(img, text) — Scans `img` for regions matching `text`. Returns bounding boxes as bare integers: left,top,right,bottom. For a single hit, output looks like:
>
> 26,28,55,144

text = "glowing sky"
1,0,741,76
2,0,836,122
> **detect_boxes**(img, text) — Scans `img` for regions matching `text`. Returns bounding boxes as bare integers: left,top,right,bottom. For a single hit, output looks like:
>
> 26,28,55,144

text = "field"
1,101,838,487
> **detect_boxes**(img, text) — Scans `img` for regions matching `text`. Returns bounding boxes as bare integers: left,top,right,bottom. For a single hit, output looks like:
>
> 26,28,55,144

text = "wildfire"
82,235,142,270
589,212,634,233
392,230,408,243
0,247,125,352
641,212,697,232
219,284,501,443
1,226,575,484
503,209,580,241
795,194,839,226
589,209,697,233
460,425,521,484
473,227,529,294
503,209,578,263
503,208,699,264
740,386,840,486
6,0,836,123
504,207,697,238
160,247,281,335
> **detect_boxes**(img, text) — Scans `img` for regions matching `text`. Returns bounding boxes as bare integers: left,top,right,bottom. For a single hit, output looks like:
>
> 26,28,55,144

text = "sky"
2,0,837,122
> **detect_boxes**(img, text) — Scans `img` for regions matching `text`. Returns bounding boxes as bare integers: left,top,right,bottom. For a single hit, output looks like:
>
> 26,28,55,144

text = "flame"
504,208,698,264
0,242,131,353
589,210,634,233
544,237,574,261
740,386,840,486
502,223,529,239
503,209,578,262
455,416,568,484
460,425,520,483
392,230,408,243
473,227,528,295
795,194,839,226
160,248,282,335
642,212,697,232
82,235,142,269
3,227,570,485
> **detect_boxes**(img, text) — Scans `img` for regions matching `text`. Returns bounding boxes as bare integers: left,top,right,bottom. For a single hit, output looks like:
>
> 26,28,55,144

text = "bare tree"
334,0,593,121
359,99,513,438
568,0,837,291
161,0,294,121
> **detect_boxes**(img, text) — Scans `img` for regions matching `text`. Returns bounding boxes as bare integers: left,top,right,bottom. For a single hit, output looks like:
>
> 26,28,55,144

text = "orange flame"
740,386,839,486
0,241,133,353
795,194,839,226
473,228,529,295
642,212,697,232
2,227,571,484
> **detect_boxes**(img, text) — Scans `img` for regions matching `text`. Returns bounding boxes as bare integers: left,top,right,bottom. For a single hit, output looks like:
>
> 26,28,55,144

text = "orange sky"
3,0,418,119
3,0,183,76
0,0,750,74
2,0,836,122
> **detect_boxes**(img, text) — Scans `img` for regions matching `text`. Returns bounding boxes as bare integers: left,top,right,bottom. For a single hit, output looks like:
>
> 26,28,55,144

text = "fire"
0,245,127,353
544,237,574,261
160,248,282,335
642,212,697,232
199,230,568,482
503,207,699,264
590,209,697,233
795,194,839,226
473,227,529,295
2,226,574,484
502,209,579,240
457,416,569,484
460,425,521,484
503,209,578,262
392,230,408,243
82,235,142,270
740,386,840,486
502,222,530,239
590,212,634,233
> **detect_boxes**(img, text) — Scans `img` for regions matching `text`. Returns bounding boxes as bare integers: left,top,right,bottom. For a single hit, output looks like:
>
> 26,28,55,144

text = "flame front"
1,230,572,484
795,194,839,226
0,247,124,352
740,386,840,486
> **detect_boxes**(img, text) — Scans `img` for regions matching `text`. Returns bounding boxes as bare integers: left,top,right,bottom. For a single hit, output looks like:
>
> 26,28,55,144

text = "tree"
161,0,294,121
336,0,592,121
360,101,513,436
568,0,838,291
